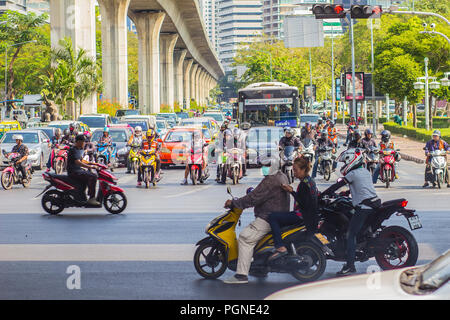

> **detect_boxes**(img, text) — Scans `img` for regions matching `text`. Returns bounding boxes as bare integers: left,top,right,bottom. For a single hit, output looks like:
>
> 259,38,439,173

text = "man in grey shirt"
321,148,381,276
223,156,290,284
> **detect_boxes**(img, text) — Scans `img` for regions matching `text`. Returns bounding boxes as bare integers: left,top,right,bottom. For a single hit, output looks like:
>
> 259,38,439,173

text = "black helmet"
353,129,361,141
75,134,86,142
364,128,373,138
63,129,70,136
380,130,391,143
317,119,323,125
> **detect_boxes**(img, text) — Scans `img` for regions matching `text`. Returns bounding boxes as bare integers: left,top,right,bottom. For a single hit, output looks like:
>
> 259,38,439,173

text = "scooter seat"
280,221,305,233
378,198,406,210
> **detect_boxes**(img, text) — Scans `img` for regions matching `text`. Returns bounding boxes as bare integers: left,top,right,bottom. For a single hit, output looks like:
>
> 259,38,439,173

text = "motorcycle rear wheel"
291,242,326,283
191,167,198,185
41,190,64,215
324,163,331,181
385,169,391,188
194,242,228,279
436,172,442,189
375,226,418,270
104,191,127,214
1,171,13,190
232,167,239,185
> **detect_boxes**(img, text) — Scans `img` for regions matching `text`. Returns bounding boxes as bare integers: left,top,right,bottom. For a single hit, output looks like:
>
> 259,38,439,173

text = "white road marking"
164,185,211,198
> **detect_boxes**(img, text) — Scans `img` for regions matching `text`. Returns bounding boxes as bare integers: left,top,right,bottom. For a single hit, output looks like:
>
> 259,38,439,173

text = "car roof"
169,126,201,131
80,114,108,117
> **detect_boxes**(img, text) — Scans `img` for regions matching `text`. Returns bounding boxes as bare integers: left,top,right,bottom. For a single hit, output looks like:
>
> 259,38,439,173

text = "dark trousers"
268,212,302,249
311,157,337,178
69,170,97,198
15,162,27,180
346,207,372,267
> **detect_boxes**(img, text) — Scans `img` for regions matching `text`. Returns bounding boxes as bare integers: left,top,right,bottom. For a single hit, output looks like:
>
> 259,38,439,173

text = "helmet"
55,128,62,136
135,126,142,135
432,130,441,137
320,130,327,139
221,123,228,130
338,148,364,176
103,126,110,133
13,134,23,141
364,128,373,138
318,119,323,125
63,129,70,136
329,121,335,128
146,129,156,140
353,129,361,141
285,128,294,136
84,131,91,139
69,122,76,130
260,154,280,176
283,126,290,132
380,130,390,143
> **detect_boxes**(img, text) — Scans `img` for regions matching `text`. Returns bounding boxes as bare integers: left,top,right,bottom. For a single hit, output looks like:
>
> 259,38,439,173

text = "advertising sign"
304,85,316,101
275,119,297,128
345,72,364,101
244,98,293,106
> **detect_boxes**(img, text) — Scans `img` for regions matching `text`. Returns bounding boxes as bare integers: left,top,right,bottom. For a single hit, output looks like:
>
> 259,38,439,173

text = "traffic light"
350,5,382,19
312,4,346,19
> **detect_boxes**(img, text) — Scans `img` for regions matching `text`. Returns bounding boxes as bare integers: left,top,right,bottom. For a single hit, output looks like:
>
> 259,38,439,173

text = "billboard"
284,16,324,48
345,72,364,101
304,85,316,101
335,78,341,101
363,73,384,100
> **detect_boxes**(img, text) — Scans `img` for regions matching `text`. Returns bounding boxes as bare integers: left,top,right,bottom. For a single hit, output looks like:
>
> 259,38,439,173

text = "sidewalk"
335,123,425,164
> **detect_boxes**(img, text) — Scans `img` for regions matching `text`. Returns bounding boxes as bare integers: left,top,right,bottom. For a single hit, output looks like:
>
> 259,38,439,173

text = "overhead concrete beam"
129,10,165,115
98,0,131,108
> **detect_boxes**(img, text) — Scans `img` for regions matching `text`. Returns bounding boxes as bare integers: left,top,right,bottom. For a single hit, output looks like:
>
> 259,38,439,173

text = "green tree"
0,10,48,104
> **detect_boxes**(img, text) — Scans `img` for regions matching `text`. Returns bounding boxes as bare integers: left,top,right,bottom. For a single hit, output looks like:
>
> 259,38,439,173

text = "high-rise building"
262,0,298,39
0,0,49,15
217,0,263,74
199,0,219,52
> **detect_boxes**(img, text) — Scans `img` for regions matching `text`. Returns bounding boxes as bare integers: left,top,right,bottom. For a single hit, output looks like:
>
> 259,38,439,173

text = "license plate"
407,215,422,230
314,233,330,245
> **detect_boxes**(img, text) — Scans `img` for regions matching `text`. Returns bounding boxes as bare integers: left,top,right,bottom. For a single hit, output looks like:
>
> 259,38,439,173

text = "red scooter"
379,148,398,188
188,145,209,185
1,151,33,190
50,144,69,174
39,163,127,215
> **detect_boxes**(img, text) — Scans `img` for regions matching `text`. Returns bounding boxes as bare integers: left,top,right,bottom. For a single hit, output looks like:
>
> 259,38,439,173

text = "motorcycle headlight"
29,148,38,155
161,147,171,153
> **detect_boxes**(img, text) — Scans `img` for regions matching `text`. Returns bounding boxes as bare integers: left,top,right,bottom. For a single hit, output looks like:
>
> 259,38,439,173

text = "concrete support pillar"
183,59,193,109
98,0,131,108
50,0,97,116
160,34,179,110
190,63,199,107
202,73,208,106
174,49,187,109
195,67,202,106
129,11,165,115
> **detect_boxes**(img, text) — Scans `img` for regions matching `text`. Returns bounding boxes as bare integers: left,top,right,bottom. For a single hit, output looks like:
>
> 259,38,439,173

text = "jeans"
346,207,373,267
268,212,302,249
69,170,97,198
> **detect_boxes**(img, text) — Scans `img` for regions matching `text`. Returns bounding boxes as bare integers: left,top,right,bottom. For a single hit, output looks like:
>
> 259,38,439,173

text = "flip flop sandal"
268,250,288,262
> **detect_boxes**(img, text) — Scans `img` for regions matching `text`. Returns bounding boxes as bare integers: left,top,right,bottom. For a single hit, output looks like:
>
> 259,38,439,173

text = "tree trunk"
6,47,21,102
412,104,417,128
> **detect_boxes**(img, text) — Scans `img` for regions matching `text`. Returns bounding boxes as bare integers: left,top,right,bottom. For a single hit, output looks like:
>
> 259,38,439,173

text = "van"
122,115,156,130
78,114,112,130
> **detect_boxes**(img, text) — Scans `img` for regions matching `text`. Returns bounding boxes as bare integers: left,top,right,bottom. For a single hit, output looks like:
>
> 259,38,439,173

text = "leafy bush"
383,122,450,143
97,100,123,117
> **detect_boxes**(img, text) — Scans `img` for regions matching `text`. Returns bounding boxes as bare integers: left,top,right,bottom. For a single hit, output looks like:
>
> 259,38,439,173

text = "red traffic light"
335,5,344,14
312,4,347,19
351,5,383,19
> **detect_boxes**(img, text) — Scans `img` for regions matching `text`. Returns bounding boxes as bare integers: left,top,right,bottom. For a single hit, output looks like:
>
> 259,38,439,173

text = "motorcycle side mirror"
157,138,163,143
396,149,400,152
336,177,344,183
246,187,254,195
227,186,232,196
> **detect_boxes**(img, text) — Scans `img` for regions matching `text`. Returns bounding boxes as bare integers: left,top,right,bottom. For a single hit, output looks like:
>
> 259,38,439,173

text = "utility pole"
331,24,335,122
309,48,313,113
424,57,430,131
350,11,357,118
370,18,377,132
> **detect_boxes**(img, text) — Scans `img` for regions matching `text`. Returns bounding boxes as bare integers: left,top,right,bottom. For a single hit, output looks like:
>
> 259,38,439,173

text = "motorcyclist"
233,127,247,177
215,128,233,182
61,129,74,145
360,128,377,150
7,134,29,182
69,122,78,140
344,117,358,146
321,148,381,276
279,127,301,149
311,130,337,179
268,156,319,261
66,134,100,206
137,129,161,187
372,130,400,183
97,127,113,165
223,156,290,284
46,128,63,172
347,129,363,149
181,130,208,185
314,119,324,139
300,122,315,143
83,131,96,162
423,130,450,188
327,121,338,148
126,126,143,174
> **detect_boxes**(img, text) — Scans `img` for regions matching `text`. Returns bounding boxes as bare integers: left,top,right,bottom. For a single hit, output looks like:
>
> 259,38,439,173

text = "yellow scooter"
139,149,158,188
194,187,331,282
128,143,140,174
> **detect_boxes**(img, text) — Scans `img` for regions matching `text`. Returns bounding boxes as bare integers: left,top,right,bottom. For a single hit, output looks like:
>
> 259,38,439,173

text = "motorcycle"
51,144,69,174
96,142,118,171
188,145,210,185
39,163,127,215
317,146,334,181
83,142,96,163
299,139,315,162
378,148,399,188
364,146,379,175
128,143,141,174
280,146,298,184
428,149,448,189
194,187,330,282
1,151,33,190
318,189,420,270
139,149,159,188
228,147,244,185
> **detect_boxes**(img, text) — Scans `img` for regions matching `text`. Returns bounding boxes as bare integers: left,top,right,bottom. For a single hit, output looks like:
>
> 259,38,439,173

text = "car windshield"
156,122,166,129
78,117,106,128
158,114,177,120
202,128,211,139
48,124,70,131
182,120,211,129
165,130,198,143
1,132,39,144
120,121,148,131
116,110,139,117
176,113,189,119
204,113,224,121
92,130,128,143
39,128,54,138
300,115,319,123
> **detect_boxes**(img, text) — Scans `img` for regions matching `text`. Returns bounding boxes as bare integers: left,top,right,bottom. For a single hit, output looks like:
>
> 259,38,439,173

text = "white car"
265,250,450,300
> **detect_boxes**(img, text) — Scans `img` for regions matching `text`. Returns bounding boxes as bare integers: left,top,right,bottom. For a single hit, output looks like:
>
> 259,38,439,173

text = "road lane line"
0,244,196,261
164,185,211,198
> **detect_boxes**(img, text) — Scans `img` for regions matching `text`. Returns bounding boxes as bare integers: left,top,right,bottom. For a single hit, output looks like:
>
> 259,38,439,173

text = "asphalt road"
0,150,448,300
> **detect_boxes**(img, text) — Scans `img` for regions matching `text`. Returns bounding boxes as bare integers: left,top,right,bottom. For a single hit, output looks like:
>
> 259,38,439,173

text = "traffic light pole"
331,26,335,122
350,16,357,118
370,18,377,132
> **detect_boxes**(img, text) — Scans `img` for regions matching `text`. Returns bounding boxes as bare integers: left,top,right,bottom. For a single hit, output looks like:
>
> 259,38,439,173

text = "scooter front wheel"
1,171,13,190
194,241,228,279
104,191,127,214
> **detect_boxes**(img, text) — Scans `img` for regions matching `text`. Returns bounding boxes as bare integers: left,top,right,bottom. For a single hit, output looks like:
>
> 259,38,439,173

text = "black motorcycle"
318,190,421,270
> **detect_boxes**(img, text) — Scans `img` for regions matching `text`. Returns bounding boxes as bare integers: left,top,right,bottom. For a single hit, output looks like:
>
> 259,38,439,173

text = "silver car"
0,129,51,170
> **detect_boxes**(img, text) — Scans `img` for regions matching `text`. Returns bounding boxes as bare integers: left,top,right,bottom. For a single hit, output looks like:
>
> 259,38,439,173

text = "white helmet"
259,154,281,176
13,134,24,141
337,148,364,176
135,126,142,135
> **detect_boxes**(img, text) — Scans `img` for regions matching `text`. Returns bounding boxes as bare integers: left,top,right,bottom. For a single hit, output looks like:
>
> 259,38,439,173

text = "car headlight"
161,147,171,153
29,148,38,155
